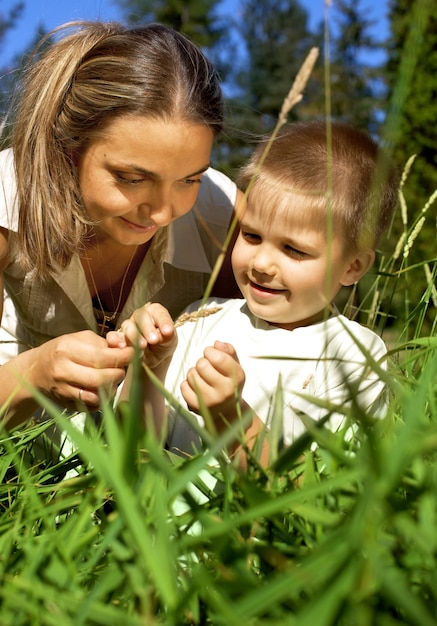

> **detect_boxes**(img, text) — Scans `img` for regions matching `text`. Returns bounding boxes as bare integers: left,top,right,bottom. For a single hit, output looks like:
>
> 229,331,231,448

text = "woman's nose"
139,187,174,226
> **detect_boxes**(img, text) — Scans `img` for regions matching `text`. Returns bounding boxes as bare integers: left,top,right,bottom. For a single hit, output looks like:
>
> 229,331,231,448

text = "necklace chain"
86,246,138,336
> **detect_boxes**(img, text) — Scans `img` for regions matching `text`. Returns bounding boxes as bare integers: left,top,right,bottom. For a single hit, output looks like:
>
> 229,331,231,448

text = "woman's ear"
340,248,375,286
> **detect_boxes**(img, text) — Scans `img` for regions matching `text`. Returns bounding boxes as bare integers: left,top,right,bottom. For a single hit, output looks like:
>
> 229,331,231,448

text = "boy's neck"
265,307,334,332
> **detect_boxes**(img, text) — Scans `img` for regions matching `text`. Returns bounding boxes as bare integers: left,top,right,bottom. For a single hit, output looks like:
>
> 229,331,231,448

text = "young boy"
114,121,398,465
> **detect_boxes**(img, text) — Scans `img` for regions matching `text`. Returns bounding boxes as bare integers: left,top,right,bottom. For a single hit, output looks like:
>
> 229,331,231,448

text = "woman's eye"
116,174,145,185
180,177,202,186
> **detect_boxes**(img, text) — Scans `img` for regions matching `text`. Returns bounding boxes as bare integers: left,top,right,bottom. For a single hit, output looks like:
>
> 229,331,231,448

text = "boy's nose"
252,246,276,274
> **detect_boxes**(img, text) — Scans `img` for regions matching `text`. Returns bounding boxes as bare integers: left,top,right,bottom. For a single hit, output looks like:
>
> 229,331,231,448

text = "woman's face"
77,115,214,246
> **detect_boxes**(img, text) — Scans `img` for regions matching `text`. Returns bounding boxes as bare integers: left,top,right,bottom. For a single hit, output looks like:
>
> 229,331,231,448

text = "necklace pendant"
99,316,108,336
86,243,139,337
99,314,116,336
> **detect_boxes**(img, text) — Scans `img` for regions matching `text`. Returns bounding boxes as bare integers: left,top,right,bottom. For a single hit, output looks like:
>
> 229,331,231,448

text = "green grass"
0,198,436,624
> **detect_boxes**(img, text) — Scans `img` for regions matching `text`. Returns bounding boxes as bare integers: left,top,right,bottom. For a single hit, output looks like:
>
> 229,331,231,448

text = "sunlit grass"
0,172,435,623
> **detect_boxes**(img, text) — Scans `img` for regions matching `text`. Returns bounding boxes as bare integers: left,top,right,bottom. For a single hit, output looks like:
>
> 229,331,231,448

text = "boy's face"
231,193,359,330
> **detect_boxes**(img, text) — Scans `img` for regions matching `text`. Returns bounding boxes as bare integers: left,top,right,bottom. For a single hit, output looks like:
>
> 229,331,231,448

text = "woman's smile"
119,216,159,234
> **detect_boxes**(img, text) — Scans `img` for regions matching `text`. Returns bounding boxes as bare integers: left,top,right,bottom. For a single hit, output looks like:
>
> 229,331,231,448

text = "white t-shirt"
165,298,388,454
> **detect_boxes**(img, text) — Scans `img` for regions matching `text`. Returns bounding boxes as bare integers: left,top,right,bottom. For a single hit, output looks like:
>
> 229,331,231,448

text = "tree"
382,0,436,334
328,0,386,133
236,0,314,128
0,0,23,49
385,0,437,211
224,0,388,176
215,0,319,177
111,0,392,178
114,0,232,80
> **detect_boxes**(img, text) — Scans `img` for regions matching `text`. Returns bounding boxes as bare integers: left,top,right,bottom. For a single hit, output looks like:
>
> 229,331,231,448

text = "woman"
0,21,241,428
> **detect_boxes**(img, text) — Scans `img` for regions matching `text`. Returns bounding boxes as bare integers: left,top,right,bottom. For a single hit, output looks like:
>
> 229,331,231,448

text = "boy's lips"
249,280,285,295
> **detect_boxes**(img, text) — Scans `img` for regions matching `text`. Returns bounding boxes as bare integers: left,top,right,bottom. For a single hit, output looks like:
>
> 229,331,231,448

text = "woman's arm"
0,227,43,426
0,229,136,429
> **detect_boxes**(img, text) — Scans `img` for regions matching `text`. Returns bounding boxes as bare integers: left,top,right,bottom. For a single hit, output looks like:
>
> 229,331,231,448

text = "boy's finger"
213,340,239,361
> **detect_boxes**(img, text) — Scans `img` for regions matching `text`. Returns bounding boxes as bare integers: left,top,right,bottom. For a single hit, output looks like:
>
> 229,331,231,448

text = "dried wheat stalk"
175,306,223,327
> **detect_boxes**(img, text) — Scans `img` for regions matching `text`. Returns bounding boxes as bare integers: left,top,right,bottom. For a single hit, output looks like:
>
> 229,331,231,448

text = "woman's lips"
120,217,158,233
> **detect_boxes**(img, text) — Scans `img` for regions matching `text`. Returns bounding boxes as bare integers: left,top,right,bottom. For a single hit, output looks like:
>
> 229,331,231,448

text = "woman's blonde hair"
238,121,398,250
12,21,224,276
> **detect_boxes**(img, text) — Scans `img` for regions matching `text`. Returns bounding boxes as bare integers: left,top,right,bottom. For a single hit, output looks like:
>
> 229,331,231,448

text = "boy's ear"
340,248,375,286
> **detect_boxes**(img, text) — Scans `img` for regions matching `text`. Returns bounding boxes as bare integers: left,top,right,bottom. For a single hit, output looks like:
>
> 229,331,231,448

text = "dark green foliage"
327,0,386,133
237,0,313,124
382,0,436,336
219,0,317,179
0,1,24,48
115,0,232,79
385,0,437,202
117,0,221,41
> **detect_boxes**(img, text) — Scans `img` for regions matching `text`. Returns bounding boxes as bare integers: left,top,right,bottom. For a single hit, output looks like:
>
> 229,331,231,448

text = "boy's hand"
180,340,245,430
107,302,177,370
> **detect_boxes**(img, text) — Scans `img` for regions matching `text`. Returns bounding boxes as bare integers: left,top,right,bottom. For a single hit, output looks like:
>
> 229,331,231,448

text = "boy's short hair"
238,121,399,249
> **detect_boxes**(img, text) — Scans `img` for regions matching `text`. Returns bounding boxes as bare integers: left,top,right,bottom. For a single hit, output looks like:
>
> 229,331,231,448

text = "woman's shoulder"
196,167,237,216
0,147,18,231
0,147,14,167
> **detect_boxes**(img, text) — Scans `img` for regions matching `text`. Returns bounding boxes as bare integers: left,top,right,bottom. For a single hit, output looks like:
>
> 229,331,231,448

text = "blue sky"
2,0,389,61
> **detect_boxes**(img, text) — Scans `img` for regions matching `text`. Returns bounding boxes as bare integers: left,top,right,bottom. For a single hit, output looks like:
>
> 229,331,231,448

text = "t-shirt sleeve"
282,321,389,444
312,323,389,422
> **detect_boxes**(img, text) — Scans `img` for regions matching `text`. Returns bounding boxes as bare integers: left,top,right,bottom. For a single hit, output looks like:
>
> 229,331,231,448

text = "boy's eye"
285,245,307,259
242,230,261,242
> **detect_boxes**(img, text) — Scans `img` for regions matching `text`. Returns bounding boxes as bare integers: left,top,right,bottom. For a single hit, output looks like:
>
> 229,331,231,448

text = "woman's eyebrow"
114,163,211,179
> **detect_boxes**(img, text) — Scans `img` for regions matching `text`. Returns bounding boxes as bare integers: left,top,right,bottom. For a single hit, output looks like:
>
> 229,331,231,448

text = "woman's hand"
180,340,245,432
107,302,177,371
107,303,177,432
24,330,135,408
